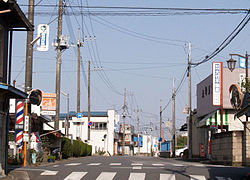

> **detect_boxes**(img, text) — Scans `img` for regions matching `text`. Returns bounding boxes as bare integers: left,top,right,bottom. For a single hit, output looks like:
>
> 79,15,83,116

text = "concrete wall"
211,131,242,165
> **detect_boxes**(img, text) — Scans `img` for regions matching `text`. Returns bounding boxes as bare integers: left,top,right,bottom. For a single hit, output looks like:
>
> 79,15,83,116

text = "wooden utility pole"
188,41,192,159
172,78,176,157
77,29,82,113
55,0,63,129
122,88,126,155
137,109,140,155
88,61,91,140
24,0,34,167
25,0,35,93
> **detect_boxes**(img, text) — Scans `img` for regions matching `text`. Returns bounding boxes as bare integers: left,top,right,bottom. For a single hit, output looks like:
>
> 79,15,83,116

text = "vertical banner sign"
212,62,222,106
15,100,24,152
37,24,49,51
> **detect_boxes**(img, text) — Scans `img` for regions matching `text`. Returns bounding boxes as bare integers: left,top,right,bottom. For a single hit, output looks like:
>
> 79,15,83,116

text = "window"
208,85,211,95
205,86,207,95
62,122,65,128
91,122,107,130
202,90,204,98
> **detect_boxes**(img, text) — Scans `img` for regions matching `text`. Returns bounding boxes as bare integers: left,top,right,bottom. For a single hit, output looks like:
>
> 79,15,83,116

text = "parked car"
175,147,188,157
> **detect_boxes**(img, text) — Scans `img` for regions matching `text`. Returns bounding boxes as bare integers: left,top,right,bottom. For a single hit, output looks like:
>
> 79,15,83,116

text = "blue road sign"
76,113,83,118
88,121,93,127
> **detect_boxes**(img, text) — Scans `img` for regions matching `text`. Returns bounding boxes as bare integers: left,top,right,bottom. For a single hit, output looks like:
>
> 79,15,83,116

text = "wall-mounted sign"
41,92,56,116
239,57,246,68
212,62,223,106
37,24,49,51
229,84,243,110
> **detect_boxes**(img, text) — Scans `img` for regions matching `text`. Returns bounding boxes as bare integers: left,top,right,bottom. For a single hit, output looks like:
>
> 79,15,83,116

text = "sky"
13,0,250,139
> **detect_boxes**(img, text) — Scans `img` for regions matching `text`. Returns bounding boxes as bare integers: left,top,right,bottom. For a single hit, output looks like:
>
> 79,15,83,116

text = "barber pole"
16,100,24,152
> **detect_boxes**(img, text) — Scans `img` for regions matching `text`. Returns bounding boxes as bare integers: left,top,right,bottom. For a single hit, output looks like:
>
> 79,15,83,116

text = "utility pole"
25,0,34,93
88,61,91,140
160,99,162,151
172,78,176,157
55,0,63,129
188,41,192,159
77,28,83,113
137,109,140,155
122,88,126,155
24,0,34,167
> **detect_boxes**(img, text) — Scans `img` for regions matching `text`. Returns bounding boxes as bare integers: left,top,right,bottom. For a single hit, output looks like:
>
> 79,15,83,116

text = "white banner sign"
212,62,222,106
24,116,29,131
37,24,49,51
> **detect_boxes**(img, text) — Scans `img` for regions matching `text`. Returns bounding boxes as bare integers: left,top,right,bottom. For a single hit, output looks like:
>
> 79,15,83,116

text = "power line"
19,4,249,12
193,11,250,67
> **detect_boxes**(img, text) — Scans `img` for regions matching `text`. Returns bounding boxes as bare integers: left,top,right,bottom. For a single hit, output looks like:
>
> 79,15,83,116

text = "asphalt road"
12,156,250,180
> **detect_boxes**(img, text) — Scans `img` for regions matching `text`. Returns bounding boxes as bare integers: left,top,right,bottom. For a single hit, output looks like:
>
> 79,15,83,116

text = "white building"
134,134,158,156
44,110,120,156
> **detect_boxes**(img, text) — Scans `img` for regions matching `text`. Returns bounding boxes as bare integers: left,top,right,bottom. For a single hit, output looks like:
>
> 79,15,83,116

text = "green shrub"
62,138,92,157
48,155,56,160
87,145,92,156
72,140,81,157
61,138,72,159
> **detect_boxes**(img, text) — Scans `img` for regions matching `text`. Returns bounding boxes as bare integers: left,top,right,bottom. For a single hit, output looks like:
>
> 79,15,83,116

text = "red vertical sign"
200,144,205,157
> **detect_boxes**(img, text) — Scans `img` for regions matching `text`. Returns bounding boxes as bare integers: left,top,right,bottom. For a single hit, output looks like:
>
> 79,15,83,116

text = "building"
195,67,248,164
134,134,158,156
44,110,120,156
0,0,33,176
118,124,135,155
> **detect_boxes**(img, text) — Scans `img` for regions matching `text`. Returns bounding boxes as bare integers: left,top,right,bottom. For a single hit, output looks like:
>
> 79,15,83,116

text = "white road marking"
53,165,59,167
40,170,58,176
190,175,206,180
128,173,145,180
65,163,82,166
192,164,205,167
132,166,142,169
215,177,231,180
152,163,164,166
110,163,122,166
64,172,87,180
172,164,185,167
160,174,176,180
96,172,116,180
131,163,143,166
87,163,101,166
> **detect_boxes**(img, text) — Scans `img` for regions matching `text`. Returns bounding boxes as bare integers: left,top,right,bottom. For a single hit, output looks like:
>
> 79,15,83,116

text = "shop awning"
196,110,229,128
0,83,27,99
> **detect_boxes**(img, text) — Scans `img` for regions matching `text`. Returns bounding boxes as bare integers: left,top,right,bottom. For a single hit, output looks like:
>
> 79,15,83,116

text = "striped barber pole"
16,100,24,152
16,101,24,125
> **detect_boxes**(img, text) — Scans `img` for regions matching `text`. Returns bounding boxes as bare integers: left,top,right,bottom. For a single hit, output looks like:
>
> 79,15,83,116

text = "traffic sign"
76,113,83,118
88,121,93,127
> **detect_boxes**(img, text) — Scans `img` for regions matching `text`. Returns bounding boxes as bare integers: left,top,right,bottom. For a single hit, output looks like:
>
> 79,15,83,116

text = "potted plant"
47,155,56,163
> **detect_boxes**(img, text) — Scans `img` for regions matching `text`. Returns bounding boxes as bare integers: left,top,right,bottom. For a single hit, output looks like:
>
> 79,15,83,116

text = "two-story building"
0,0,33,176
44,110,120,156
194,67,248,164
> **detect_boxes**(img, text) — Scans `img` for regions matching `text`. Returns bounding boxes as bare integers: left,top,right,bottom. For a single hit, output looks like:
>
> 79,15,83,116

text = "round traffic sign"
88,121,93,127
76,113,83,118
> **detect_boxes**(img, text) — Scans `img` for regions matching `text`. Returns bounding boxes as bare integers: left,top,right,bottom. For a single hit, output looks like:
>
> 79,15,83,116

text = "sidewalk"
0,157,81,180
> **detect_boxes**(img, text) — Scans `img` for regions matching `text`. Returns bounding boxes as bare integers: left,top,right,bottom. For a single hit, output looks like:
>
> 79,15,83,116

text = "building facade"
195,67,248,161
44,110,120,156
0,0,33,176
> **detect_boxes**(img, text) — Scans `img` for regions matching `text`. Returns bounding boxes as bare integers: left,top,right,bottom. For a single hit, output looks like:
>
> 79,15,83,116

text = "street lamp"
226,56,237,72
227,52,249,92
